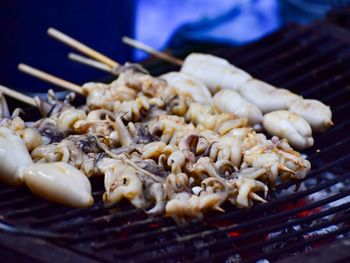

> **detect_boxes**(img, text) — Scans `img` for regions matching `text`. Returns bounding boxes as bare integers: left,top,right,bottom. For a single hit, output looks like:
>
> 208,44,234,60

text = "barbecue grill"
1,17,350,263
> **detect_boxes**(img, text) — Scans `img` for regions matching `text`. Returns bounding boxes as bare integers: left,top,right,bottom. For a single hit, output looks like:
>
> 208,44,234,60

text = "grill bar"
50,208,146,232
30,202,120,227
104,172,350,259
93,186,350,251
266,42,347,83
73,165,350,246
231,27,313,66
209,214,350,263
245,226,350,263
248,36,330,75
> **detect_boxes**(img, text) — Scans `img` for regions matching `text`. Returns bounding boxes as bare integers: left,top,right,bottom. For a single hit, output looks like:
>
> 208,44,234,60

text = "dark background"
0,0,135,93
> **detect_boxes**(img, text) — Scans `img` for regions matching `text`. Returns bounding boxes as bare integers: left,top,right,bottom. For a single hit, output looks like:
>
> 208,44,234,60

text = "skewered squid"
31,135,102,171
165,173,229,223
238,79,302,113
0,127,33,186
57,108,87,134
288,99,333,132
23,162,94,208
0,55,319,224
263,110,314,150
185,103,247,135
101,158,166,215
160,72,212,104
34,89,76,117
242,138,311,187
82,82,137,110
113,69,167,96
213,89,263,126
180,53,252,93
0,93,42,151
228,176,268,208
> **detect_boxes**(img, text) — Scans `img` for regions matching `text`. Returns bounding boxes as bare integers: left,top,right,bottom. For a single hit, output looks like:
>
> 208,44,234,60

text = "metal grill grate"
1,21,350,263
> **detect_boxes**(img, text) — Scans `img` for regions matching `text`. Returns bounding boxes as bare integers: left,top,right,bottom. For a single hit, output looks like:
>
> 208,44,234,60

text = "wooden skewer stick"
122,36,184,66
0,85,36,107
48,27,119,69
68,53,117,75
18,63,84,95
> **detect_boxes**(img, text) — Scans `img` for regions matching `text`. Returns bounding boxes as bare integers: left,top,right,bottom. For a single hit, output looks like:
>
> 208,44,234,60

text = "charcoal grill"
1,18,350,263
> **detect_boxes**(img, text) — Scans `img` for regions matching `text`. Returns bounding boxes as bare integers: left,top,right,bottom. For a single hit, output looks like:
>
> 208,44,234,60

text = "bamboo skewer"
122,36,184,66
47,27,119,69
68,53,117,75
18,63,84,95
0,85,36,107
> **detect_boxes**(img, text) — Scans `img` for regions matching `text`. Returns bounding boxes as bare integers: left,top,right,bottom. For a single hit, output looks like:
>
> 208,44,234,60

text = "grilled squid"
114,69,167,96
238,79,302,113
242,139,311,186
22,162,94,208
84,82,116,110
213,89,263,125
1,114,42,152
165,174,228,223
0,127,33,186
289,99,333,132
0,93,42,151
82,82,137,110
185,103,247,135
181,53,252,93
113,96,152,122
148,115,197,145
57,108,87,133
230,177,268,208
19,128,43,152
209,136,242,168
102,158,146,208
101,158,166,215
160,72,212,104
263,110,314,150
31,135,101,170
34,89,75,118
